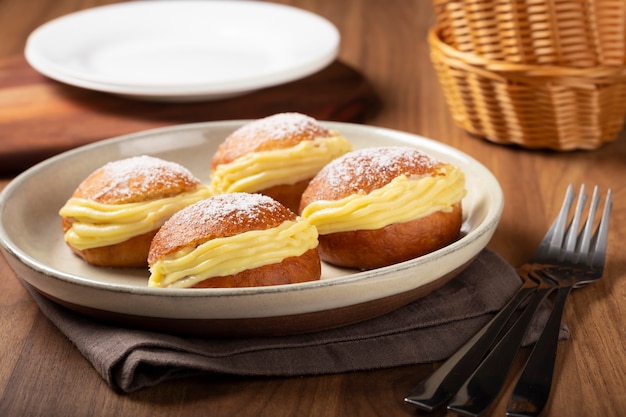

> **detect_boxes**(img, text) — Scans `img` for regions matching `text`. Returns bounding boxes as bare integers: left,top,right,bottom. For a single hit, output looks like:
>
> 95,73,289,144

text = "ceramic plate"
24,1,339,102
0,121,503,336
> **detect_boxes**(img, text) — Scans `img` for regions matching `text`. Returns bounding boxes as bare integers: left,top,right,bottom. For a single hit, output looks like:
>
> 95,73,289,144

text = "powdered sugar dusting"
214,113,331,164
175,193,286,227
151,193,293,257
86,155,200,202
234,112,329,143
315,146,440,196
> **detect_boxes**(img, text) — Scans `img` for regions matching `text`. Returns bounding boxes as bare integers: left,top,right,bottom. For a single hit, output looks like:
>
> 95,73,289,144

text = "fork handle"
447,287,554,417
404,286,536,411
506,286,572,417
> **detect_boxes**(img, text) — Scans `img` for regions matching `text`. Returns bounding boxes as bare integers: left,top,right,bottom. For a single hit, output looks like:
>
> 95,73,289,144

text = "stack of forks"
405,184,613,417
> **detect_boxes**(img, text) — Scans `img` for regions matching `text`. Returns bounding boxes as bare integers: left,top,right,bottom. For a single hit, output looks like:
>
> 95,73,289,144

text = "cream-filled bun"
209,112,352,212
299,146,466,270
59,155,211,267
147,192,321,288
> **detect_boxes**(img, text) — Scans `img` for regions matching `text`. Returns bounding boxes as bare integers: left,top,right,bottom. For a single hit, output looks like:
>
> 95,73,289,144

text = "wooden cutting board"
0,56,380,175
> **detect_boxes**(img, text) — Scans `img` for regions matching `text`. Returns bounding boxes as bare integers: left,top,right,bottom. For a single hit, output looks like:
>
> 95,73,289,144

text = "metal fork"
405,184,612,415
404,266,541,411
447,184,612,416
404,184,565,411
507,184,612,417
445,267,555,416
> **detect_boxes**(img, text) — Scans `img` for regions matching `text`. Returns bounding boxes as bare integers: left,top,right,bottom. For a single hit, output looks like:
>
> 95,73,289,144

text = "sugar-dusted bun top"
301,146,443,204
72,155,202,204
211,112,332,169
148,193,296,263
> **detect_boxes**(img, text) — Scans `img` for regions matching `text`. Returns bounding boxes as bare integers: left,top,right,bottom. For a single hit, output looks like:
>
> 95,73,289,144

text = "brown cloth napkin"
23,248,567,393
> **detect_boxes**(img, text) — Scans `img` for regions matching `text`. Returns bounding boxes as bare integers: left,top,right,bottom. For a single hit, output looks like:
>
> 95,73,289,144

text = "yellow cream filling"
301,164,466,235
148,218,319,288
210,133,352,194
59,185,212,250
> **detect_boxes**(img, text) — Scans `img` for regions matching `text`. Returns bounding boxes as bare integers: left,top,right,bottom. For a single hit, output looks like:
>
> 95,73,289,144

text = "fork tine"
531,184,575,263
576,185,599,259
549,185,575,256
588,189,612,270
563,184,588,262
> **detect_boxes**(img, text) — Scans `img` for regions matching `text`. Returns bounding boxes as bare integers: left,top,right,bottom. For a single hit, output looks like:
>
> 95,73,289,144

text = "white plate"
0,122,503,336
24,1,340,102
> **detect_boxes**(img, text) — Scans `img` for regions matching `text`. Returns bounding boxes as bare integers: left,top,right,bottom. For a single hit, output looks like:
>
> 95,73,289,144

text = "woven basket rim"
429,25,626,81
430,0,626,68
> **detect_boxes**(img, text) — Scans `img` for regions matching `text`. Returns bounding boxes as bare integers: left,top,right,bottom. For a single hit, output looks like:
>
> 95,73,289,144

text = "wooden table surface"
1,1,625,416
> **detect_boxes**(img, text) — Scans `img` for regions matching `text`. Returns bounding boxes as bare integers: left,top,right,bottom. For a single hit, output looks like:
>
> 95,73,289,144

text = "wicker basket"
429,25,626,150
431,0,626,68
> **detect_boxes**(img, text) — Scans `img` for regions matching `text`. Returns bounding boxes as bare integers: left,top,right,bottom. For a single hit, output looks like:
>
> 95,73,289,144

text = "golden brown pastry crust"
190,248,321,288
316,203,462,270
300,146,444,209
62,219,157,267
257,179,310,216
61,155,203,267
148,193,321,287
72,155,202,204
210,113,333,212
210,112,332,169
299,146,463,269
